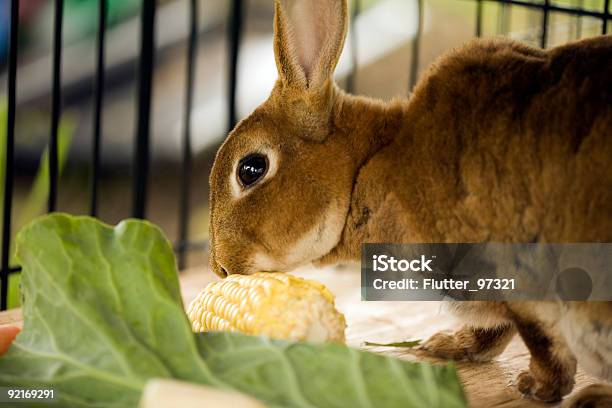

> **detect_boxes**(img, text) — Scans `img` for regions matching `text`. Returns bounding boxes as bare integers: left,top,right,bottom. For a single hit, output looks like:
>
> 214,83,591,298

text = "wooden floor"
1,265,598,407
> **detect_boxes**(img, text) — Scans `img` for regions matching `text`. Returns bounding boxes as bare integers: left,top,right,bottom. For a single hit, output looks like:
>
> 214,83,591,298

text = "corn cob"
187,273,346,342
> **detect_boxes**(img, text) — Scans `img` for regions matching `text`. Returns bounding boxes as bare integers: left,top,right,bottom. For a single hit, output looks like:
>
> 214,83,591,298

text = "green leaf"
0,214,467,408
363,340,422,348
197,333,464,408
0,214,213,407
7,273,21,309
15,116,75,239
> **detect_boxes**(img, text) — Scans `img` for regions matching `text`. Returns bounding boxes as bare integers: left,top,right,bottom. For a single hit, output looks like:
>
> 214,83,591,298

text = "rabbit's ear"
273,0,348,90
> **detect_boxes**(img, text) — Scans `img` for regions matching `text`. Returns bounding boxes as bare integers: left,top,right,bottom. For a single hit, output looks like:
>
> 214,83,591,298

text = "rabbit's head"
209,0,353,277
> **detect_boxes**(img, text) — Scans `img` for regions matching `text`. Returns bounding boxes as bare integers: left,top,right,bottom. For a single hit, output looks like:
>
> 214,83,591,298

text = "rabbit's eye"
237,154,268,188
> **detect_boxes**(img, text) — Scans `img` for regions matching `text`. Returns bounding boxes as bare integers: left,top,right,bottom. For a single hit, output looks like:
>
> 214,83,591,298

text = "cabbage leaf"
0,214,466,408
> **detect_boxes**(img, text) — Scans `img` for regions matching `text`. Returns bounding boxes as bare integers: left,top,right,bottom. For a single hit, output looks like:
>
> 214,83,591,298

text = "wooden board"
0,265,598,407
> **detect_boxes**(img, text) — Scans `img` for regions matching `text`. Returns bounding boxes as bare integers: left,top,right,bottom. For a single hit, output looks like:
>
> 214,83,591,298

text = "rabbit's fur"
209,0,612,403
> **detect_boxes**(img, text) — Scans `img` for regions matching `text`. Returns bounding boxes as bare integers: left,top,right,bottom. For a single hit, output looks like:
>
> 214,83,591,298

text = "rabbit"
208,0,612,404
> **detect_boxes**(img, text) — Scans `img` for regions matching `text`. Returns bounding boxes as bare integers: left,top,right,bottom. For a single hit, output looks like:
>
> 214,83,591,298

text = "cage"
0,0,610,311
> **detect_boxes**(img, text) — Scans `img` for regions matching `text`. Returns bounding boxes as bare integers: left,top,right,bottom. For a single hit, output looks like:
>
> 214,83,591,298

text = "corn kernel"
187,273,346,342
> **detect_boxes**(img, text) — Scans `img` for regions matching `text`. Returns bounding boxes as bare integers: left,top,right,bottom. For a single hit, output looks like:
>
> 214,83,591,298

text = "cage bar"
90,0,107,217
178,0,200,270
573,0,584,39
1,0,20,311
346,0,361,94
409,0,424,92
227,0,244,132
476,0,483,37
604,0,610,34
496,0,608,19
49,0,64,213
540,0,550,48
132,0,157,219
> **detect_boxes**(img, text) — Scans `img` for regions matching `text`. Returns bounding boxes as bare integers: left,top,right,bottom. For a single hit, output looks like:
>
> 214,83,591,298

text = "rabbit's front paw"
516,370,574,402
420,324,515,362
420,331,470,360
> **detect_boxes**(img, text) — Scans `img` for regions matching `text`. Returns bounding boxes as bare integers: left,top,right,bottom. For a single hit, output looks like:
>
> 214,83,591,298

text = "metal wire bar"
177,0,199,270
49,0,64,213
90,0,107,217
476,0,483,36
541,0,550,48
346,0,361,94
1,0,20,311
493,0,609,20
227,0,244,132
409,0,424,92
132,0,156,219
603,0,610,34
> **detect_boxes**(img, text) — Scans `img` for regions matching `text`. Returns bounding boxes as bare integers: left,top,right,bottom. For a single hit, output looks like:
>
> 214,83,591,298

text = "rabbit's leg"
514,316,577,402
562,384,612,408
419,324,516,362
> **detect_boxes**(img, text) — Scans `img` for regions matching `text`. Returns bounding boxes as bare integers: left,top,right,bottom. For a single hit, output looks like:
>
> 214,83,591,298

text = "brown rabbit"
208,0,612,404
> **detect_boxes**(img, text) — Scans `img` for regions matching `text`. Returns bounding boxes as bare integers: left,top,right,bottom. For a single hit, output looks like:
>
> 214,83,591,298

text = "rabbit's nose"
212,261,229,278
